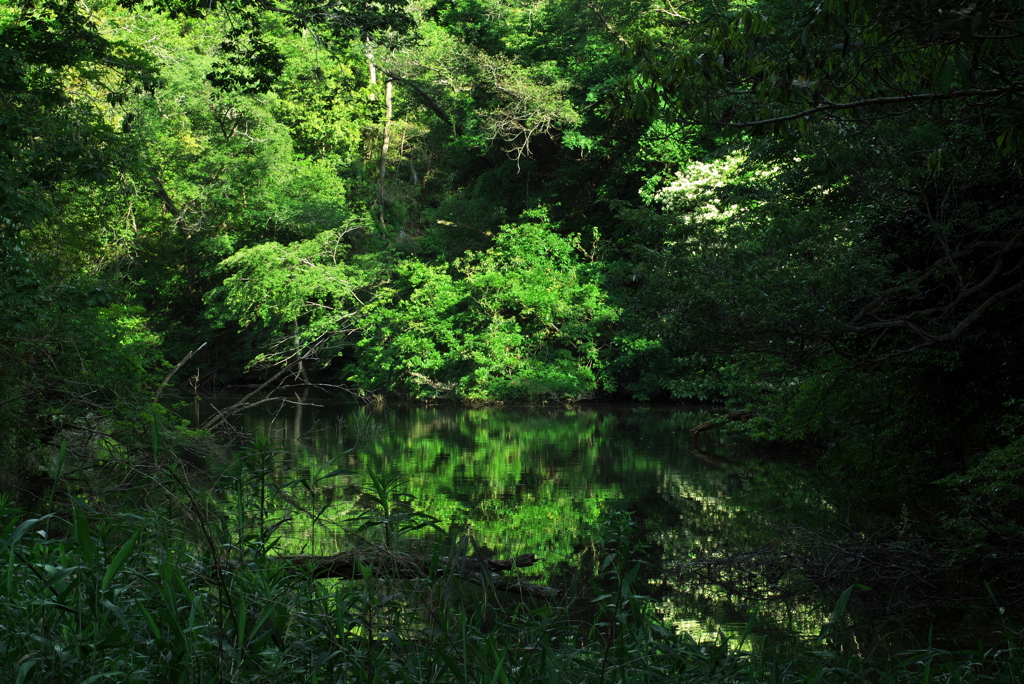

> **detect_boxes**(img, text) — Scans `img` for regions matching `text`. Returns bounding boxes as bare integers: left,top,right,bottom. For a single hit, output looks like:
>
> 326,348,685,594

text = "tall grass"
1,439,1021,683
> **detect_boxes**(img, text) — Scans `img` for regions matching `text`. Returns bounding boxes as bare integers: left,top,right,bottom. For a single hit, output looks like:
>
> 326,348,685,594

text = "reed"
0,440,1020,683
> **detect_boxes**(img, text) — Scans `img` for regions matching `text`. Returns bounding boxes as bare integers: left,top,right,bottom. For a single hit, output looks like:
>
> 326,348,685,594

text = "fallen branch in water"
154,342,207,402
200,335,333,431
690,410,752,436
271,549,560,599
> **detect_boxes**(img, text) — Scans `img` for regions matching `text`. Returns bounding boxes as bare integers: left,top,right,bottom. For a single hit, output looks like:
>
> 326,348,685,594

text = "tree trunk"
379,79,393,187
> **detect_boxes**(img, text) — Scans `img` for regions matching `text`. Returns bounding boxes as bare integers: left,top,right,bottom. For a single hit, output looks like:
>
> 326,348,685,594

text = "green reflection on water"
178,395,833,641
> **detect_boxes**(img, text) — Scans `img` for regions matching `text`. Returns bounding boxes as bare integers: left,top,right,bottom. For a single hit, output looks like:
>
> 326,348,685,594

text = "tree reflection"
188,397,838,641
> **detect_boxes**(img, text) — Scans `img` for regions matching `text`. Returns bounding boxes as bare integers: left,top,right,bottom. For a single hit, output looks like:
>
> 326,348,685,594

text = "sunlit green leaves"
209,226,374,364
351,215,617,400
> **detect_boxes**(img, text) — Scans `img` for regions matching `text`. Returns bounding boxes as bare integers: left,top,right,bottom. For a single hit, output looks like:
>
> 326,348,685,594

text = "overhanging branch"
379,69,455,129
711,84,1024,128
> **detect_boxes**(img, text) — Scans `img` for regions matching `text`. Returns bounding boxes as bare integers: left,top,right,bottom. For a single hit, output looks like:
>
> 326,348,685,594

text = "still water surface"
176,393,837,640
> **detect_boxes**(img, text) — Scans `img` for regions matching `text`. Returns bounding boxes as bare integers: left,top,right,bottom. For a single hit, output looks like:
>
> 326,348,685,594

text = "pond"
172,393,843,642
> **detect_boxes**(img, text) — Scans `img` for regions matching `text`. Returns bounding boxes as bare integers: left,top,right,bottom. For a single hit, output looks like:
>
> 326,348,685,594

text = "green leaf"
83,673,128,683
136,598,163,641
936,57,954,92
101,526,143,592
0,515,51,556
15,658,37,684
41,566,80,595
954,52,972,86
101,597,131,633
75,512,97,565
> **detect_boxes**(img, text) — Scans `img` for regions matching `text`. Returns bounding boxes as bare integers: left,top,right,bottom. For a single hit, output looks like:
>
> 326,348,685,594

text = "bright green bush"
350,213,617,401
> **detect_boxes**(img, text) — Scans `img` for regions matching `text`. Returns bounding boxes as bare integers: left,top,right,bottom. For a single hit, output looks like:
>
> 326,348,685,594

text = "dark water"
173,393,838,640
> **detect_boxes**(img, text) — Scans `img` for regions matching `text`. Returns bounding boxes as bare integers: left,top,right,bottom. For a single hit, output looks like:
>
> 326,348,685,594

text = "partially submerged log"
690,447,729,467
275,549,559,599
690,410,752,436
690,410,752,460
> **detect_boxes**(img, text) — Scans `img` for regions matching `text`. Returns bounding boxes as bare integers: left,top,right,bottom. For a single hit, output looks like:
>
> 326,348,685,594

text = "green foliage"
270,48,375,161
108,8,383,374
351,214,617,400
118,0,414,79
604,135,879,403
0,0,155,227
208,226,375,364
3,466,1023,683
6,0,1024,636
597,0,1024,478
943,437,1024,524
939,401,1024,553
349,472,442,546
0,233,162,480
630,0,1024,138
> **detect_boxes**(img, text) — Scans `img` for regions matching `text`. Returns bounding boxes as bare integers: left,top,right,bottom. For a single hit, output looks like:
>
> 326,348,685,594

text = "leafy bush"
351,213,617,401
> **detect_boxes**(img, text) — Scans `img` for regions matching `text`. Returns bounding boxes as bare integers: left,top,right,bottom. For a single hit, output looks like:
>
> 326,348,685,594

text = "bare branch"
154,342,207,402
200,335,331,431
709,85,1024,128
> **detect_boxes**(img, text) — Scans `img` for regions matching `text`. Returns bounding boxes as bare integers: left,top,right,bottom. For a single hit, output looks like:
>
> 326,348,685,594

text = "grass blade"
101,527,143,592
0,515,51,556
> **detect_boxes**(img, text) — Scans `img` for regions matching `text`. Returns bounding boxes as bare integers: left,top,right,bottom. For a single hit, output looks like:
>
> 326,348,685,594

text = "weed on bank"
1,443,1022,683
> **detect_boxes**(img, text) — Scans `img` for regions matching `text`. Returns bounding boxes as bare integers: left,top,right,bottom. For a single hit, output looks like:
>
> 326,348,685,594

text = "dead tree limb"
200,335,330,431
272,550,559,599
690,410,752,436
154,342,207,402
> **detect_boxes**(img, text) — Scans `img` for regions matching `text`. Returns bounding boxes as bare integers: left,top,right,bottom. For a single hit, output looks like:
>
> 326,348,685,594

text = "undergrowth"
1,437,1022,683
